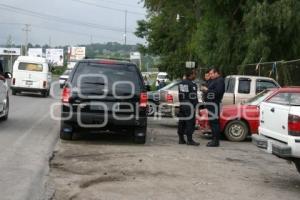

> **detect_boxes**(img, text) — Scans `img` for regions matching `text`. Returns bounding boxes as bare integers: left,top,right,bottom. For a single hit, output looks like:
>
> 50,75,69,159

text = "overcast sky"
0,0,146,46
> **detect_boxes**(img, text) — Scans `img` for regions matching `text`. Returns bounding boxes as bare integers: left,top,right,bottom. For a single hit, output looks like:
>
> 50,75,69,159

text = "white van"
156,72,169,87
11,56,52,97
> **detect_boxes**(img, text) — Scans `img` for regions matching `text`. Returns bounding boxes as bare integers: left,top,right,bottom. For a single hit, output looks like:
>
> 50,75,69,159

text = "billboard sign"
46,49,64,66
68,47,86,61
0,48,21,56
28,48,43,57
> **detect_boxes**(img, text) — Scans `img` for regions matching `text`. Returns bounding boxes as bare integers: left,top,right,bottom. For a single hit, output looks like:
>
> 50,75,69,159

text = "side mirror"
4,72,12,79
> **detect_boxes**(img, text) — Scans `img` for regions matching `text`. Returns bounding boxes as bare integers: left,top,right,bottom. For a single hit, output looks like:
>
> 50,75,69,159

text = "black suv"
60,59,148,144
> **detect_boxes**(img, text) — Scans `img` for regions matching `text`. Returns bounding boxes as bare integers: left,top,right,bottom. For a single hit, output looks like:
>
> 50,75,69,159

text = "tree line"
135,0,300,85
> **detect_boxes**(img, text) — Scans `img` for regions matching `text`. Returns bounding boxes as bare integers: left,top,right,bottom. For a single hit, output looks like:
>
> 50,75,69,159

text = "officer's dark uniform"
177,79,199,144
205,76,225,146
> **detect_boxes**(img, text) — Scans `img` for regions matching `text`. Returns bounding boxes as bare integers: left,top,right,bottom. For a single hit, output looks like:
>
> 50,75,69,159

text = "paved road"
0,91,60,200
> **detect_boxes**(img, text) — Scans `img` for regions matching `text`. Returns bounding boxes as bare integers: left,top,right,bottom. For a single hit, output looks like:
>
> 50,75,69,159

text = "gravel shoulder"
48,119,300,200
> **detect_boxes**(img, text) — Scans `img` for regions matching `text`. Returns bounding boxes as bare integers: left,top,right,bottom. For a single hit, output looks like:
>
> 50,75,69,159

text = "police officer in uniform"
177,68,200,146
202,68,225,147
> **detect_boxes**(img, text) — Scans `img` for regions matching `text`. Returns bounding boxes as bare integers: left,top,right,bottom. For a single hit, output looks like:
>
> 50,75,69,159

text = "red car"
197,88,288,142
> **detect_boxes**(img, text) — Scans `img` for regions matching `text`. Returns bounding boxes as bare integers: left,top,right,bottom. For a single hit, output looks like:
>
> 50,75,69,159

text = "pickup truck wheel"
294,160,300,174
132,126,147,144
224,120,249,142
60,122,73,140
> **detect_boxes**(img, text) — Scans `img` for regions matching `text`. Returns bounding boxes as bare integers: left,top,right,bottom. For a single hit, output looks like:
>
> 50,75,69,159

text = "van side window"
268,93,290,105
238,78,251,94
256,80,278,94
225,78,235,93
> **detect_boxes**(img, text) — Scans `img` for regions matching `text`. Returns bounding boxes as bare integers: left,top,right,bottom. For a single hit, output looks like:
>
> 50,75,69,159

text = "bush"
52,67,67,75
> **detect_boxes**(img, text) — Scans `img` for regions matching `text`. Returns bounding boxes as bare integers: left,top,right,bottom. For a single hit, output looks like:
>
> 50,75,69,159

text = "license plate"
90,105,104,111
26,81,33,85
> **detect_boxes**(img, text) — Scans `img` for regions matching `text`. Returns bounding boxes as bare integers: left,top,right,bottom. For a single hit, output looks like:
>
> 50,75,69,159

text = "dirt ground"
48,119,300,200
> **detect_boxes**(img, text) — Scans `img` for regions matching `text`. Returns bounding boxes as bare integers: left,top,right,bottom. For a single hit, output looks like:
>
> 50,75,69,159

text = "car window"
245,90,274,105
256,80,278,94
238,78,251,94
169,85,178,91
290,93,300,106
225,77,236,93
268,93,290,105
18,62,43,72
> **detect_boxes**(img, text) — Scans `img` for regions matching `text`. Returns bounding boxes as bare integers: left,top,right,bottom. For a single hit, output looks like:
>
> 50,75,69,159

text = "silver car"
0,66,11,121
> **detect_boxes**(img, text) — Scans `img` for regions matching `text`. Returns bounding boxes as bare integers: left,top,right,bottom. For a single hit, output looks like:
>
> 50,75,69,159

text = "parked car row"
147,75,280,118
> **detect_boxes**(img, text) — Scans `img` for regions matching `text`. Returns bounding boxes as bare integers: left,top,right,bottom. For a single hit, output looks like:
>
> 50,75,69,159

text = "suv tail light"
166,93,173,103
43,81,47,88
12,78,15,85
140,92,148,108
288,114,300,136
62,87,71,103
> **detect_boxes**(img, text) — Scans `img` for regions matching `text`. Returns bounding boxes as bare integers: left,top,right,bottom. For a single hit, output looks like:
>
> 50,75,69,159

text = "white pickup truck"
252,88,300,173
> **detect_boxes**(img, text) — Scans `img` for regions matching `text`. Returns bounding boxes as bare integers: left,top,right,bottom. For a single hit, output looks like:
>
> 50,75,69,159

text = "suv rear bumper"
61,111,147,128
252,134,293,158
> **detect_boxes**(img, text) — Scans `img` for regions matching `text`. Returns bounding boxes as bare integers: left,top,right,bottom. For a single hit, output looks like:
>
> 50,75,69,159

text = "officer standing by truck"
177,68,200,146
202,68,225,147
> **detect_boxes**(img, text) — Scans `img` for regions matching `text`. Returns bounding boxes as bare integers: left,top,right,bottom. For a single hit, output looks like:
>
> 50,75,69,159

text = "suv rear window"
71,62,143,95
18,62,43,72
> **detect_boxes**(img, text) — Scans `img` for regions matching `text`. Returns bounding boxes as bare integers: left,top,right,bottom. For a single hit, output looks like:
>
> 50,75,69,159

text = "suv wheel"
60,122,73,140
224,120,249,142
132,126,147,144
0,96,9,121
11,90,17,95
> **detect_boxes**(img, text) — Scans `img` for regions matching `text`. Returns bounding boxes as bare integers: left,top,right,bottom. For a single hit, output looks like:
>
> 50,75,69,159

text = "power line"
95,0,143,8
71,0,145,16
0,3,136,33
0,22,137,44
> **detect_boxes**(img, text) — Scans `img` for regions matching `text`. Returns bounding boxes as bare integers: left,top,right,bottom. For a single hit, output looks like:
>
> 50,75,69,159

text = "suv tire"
60,122,73,140
133,126,147,144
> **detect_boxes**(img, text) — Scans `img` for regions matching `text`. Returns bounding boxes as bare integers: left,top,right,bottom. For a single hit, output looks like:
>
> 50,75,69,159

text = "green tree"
136,0,300,84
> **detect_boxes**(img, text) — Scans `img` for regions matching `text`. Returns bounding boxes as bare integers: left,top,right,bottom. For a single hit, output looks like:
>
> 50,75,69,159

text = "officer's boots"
187,140,200,146
178,134,186,144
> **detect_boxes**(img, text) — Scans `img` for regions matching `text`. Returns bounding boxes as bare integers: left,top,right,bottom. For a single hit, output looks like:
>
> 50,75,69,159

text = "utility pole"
90,35,93,44
22,24,31,56
124,10,127,45
6,35,13,72
49,36,52,48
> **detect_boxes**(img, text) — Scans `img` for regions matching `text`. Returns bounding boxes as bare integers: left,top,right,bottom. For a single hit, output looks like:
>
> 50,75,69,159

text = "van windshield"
158,75,167,79
18,62,43,72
